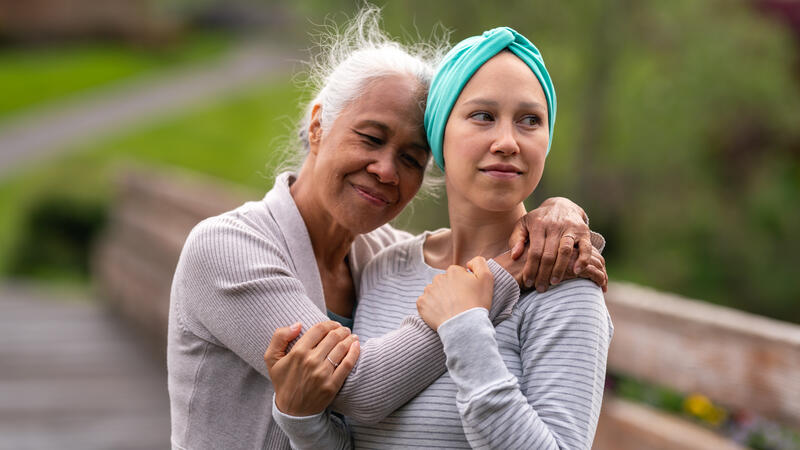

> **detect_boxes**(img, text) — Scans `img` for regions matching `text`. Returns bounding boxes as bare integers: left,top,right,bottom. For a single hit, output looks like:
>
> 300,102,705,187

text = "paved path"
0,283,169,449
0,39,297,178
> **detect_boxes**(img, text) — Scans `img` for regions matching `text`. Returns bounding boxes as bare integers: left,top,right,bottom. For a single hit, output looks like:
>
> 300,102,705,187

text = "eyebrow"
356,120,390,132
462,98,546,112
355,120,429,152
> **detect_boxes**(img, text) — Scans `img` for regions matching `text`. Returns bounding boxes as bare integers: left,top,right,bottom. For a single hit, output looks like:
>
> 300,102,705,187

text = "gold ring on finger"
326,356,339,368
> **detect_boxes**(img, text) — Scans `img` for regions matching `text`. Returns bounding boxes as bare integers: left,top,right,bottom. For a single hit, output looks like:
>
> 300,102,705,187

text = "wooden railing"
92,167,800,449
595,282,800,449
92,167,248,351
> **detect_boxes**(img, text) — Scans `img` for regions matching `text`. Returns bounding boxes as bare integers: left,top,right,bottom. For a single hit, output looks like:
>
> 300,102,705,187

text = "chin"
474,196,521,213
342,212,393,235
479,187,529,208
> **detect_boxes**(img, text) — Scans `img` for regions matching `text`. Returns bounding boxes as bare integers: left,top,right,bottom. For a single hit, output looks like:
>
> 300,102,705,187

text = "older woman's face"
442,51,549,212
308,75,429,235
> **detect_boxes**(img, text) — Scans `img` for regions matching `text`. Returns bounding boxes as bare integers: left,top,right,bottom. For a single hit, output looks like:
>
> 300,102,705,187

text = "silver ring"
326,356,339,368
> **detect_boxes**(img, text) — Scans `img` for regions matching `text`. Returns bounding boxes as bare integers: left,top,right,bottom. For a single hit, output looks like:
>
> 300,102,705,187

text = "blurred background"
0,0,798,449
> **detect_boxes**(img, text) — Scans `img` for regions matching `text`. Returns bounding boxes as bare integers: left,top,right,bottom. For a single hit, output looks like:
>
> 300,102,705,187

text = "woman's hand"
573,245,608,292
507,197,593,292
495,241,608,292
264,321,360,416
416,256,494,331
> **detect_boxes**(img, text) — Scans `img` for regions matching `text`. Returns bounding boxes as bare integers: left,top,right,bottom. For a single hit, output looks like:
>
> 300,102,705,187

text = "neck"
428,191,527,268
290,163,354,270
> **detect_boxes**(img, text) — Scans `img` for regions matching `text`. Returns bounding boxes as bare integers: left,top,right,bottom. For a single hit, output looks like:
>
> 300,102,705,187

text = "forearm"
438,309,562,450
272,395,352,450
439,289,610,450
331,260,520,423
331,315,446,423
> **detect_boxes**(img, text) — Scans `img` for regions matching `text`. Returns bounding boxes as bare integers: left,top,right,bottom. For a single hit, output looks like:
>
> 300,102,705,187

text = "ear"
308,104,323,155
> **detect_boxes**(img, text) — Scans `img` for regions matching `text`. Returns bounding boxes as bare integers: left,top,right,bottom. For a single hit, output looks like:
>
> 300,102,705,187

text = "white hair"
281,4,448,194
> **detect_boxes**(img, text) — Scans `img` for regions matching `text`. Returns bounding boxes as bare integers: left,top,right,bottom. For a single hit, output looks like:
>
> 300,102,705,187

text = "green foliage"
7,194,106,282
612,373,685,414
0,32,231,119
3,0,800,324
292,0,800,323
0,77,300,277
610,373,800,448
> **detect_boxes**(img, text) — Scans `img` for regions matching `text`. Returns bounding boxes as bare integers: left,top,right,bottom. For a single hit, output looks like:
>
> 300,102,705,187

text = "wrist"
276,395,316,417
272,394,324,421
438,307,488,332
274,395,293,415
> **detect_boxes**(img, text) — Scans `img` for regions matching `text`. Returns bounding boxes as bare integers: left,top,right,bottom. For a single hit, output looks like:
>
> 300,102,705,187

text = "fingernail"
537,284,546,292
550,277,559,285
353,341,360,349
512,242,523,255
290,322,301,331
352,334,359,340
525,279,533,288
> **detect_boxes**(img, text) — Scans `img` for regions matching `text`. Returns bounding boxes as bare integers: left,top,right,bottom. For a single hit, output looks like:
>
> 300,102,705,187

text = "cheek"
441,117,470,165
526,154,547,188
399,170,424,200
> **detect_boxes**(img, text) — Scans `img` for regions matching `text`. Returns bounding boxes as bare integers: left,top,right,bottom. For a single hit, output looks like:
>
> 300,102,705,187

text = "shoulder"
516,278,611,335
352,223,413,262
177,201,291,282
349,223,413,285
521,278,604,308
358,233,424,294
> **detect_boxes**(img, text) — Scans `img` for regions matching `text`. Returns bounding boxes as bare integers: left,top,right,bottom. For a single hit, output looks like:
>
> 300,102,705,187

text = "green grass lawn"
0,32,231,120
0,76,302,277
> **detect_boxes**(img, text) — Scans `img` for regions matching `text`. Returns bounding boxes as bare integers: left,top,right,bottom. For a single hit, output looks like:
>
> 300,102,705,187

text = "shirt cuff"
437,308,510,392
485,259,520,326
438,307,488,331
271,394,328,438
590,230,606,254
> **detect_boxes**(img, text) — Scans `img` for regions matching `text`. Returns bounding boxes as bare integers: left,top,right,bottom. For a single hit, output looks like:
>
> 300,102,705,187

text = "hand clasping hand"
264,320,360,416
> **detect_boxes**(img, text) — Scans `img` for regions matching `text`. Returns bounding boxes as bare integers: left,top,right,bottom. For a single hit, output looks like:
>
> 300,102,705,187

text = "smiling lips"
479,163,524,179
352,183,392,206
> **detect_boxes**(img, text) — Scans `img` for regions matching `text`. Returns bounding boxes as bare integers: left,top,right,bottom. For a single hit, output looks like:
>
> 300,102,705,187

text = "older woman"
269,27,612,449
167,9,605,449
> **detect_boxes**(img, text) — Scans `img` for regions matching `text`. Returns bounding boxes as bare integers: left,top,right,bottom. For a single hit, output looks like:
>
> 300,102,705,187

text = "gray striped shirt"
275,232,612,449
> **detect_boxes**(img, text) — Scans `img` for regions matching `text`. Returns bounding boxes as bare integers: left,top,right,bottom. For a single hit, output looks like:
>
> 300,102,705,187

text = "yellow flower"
684,394,713,417
683,394,727,427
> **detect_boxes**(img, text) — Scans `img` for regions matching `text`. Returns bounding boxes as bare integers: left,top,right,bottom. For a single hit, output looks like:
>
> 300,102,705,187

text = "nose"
367,151,400,185
490,121,520,156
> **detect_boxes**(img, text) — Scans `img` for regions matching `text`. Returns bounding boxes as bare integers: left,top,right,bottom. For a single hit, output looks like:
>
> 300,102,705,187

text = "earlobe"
308,104,323,154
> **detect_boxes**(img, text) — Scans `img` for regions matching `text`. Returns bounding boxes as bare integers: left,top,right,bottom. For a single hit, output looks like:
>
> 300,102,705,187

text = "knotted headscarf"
424,27,557,171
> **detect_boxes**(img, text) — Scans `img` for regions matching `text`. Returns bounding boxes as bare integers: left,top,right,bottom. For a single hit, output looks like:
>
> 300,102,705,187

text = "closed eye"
354,130,383,146
401,153,424,169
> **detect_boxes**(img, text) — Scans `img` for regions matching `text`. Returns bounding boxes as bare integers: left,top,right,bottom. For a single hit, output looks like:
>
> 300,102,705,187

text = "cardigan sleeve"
436,279,612,450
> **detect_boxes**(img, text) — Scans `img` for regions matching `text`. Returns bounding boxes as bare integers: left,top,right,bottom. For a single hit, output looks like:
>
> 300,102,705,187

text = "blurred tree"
287,0,800,322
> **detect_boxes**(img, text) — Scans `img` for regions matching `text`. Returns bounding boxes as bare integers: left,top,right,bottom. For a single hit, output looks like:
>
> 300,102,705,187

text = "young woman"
167,9,607,449
269,27,612,449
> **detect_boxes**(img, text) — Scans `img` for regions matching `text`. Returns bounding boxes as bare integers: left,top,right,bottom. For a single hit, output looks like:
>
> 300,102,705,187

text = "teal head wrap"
424,27,557,171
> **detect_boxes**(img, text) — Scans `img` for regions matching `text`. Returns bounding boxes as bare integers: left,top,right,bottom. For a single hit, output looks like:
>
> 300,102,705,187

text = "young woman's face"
442,51,549,212
308,75,430,235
